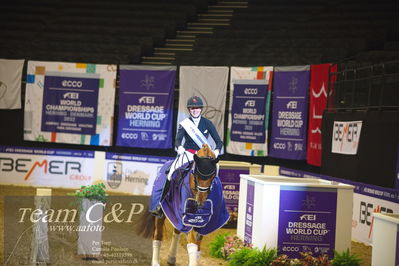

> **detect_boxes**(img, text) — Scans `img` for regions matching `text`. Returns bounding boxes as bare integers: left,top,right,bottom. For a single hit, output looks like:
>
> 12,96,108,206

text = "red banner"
307,63,337,166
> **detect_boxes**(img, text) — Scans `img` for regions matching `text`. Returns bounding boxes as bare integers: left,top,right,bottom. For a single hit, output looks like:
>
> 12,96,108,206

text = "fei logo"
139,96,155,104
286,101,297,109
63,92,79,99
299,214,316,221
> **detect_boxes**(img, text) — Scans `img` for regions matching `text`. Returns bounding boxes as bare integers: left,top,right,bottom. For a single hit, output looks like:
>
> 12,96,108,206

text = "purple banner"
269,66,310,160
41,73,99,135
244,180,255,244
116,66,176,149
278,186,337,258
219,168,249,226
230,82,268,143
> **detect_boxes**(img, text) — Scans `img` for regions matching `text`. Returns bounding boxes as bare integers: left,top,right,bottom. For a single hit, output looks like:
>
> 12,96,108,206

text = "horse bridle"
193,173,213,193
192,157,216,193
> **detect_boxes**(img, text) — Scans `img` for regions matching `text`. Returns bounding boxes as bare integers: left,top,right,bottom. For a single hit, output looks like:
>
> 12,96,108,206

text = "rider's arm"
175,124,185,149
206,119,224,151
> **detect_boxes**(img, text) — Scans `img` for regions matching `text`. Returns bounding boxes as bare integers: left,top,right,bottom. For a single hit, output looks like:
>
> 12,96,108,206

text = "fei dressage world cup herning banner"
0,59,24,109
269,65,310,160
227,66,273,156
24,61,116,146
178,66,228,149
116,65,176,149
307,64,337,166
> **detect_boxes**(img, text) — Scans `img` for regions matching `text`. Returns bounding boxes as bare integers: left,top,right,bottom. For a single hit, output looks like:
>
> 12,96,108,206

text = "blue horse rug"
149,160,229,235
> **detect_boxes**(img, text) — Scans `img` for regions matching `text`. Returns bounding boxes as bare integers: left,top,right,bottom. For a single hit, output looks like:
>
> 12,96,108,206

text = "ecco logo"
273,143,286,149
62,80,82,88
121,133,138,139
282,246,299,252
244,88,258,95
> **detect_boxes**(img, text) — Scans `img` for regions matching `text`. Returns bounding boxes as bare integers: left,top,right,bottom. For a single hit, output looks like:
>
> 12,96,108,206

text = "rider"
167,95,223,180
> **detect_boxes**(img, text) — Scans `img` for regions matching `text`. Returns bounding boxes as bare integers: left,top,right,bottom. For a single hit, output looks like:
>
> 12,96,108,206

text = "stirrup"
149,205,164,218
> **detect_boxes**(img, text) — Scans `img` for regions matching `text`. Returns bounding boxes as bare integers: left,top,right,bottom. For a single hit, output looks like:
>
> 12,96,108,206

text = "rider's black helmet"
187,96,204,108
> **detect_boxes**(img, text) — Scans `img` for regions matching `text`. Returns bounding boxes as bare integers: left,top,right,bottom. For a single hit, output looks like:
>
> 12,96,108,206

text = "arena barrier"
278,166,399,246
237,174,353,259
371,213,399,266
218,161,262,227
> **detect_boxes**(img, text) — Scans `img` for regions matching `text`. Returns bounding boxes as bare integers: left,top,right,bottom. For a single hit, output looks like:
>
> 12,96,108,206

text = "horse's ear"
194,154,199,163
212,157,219,164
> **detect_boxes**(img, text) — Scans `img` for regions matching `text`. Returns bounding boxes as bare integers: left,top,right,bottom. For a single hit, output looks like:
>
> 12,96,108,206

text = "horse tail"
135,205,155,239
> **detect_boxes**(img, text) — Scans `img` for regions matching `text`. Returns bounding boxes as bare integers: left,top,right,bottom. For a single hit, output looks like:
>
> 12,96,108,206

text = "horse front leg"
186,230,203,266
167,228,181,265
152,216,165,266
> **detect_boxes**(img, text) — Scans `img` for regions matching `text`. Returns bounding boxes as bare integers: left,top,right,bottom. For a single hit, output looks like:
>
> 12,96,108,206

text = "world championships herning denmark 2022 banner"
227,66,273,157
116,65,176,149
269,65,310,160
230,80,269,144
24,61,117,146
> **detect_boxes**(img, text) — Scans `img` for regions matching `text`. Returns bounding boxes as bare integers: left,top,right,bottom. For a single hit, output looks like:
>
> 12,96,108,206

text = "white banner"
0,59,24,109
0,146,96,188
352,193,399,245
24,61,117,146
227,66,273,156
332,121,362,155
178,66,228,149
104,152,172,195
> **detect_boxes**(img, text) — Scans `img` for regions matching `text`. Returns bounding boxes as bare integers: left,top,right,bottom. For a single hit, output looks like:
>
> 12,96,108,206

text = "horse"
136,144,229,266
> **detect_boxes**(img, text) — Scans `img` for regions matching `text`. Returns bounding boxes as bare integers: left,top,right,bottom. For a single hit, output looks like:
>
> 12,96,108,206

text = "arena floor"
0,185,371,265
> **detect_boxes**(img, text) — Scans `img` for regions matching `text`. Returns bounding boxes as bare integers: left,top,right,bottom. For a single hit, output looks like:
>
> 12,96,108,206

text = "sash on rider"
180,118,209,149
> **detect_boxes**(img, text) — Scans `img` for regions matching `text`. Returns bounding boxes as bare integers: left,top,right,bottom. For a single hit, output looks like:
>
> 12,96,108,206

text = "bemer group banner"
24,61,117,146
116,65,176,149
0,145,96,188
269,65,310,160
227,66,273,157
331,121,363,155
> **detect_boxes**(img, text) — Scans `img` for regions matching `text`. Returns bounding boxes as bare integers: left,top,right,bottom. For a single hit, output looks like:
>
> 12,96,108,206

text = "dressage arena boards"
0,184,372,265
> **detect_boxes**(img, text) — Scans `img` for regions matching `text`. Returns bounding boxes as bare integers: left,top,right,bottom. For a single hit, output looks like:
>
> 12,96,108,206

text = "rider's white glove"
177,146,185,155
213,149,219,158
